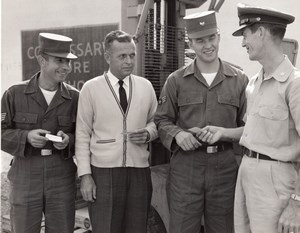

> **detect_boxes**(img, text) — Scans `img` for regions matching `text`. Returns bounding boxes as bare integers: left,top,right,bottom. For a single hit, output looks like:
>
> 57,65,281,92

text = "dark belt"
197,143,232,154
244,148,278,162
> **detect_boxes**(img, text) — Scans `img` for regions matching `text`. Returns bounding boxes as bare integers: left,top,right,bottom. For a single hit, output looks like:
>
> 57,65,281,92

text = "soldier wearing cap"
1,33,79,233
198,3,300,233
155,11,248,233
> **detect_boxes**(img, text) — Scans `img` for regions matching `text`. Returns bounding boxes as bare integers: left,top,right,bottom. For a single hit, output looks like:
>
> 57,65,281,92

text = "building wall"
1,0,121,95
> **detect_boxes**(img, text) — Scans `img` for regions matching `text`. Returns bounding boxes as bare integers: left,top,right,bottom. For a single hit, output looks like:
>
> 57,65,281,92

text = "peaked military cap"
233,3,295,36
184,11,218,39
39,33,77,59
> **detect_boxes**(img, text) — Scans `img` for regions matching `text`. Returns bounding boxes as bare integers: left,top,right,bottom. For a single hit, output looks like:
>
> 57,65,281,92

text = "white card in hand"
45,134,62,142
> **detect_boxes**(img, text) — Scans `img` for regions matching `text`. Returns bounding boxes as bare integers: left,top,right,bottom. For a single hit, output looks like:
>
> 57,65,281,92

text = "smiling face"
189,33,220,64
241,26,264,61
39,54,72,85
105,40,136,80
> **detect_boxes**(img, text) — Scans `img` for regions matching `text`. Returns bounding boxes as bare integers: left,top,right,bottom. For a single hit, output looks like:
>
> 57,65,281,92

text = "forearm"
145,121,158,142
75,121,93,176
221,126,244,142
293,168,300,195
157,125,182,151
60,132,75,159
1,129,29,157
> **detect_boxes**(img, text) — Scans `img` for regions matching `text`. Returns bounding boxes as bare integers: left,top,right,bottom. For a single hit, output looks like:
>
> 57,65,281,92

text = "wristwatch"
291,193,300,202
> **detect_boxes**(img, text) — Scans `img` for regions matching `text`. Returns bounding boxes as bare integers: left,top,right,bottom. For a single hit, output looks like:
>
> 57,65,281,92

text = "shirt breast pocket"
258,106,289,146
13,112,38,129
58,116,74,133
178,93,203,125
217,93,240,124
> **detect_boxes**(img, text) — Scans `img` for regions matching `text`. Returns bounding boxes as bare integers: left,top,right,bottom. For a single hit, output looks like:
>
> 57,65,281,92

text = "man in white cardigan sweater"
75,30,158,233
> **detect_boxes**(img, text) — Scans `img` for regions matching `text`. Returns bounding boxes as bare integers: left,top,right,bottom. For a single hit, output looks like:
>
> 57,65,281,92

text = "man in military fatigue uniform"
154,11,248,233
1,33,79,233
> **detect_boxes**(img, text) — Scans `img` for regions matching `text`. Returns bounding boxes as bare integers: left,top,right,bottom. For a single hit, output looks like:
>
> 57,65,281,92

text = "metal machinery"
121,1,298,232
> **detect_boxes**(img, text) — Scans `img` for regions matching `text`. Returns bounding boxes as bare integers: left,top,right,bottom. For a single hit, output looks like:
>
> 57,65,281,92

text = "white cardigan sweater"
75,73,158,176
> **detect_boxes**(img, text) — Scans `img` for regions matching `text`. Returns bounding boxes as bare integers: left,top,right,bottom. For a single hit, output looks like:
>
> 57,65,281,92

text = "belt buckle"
249,150,255,158
207,146,218,154
41,149,52,156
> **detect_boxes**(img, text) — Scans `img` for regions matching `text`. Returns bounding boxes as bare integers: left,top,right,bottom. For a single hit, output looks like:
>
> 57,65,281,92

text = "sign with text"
21,24,118,90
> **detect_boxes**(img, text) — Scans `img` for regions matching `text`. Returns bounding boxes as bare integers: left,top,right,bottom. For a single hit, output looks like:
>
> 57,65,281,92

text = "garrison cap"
233,3,295,36
38,33,77,59
184,11,218,39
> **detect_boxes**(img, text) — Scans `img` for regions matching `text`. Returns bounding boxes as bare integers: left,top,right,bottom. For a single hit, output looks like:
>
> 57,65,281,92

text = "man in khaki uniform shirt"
197,4,300,233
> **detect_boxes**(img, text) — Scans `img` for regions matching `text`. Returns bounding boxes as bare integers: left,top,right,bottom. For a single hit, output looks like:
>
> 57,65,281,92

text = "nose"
125,56,133,64
62,60,72,72
203,40,212,49
241,38,246,47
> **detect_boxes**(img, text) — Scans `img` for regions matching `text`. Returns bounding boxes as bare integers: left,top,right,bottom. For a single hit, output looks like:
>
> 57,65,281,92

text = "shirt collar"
107,70,130,87
182,59,239,78
25,72,71,99
258,55,294,82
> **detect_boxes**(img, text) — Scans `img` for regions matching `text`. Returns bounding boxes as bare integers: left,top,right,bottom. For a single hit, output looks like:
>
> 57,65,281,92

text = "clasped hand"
175,126,224,151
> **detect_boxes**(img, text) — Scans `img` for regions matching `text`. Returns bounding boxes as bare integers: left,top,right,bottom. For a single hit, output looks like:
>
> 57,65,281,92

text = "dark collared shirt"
1,72,79,159
155,59,248,151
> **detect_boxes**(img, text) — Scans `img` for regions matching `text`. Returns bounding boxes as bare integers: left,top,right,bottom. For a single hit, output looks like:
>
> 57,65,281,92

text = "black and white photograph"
1,0,300,233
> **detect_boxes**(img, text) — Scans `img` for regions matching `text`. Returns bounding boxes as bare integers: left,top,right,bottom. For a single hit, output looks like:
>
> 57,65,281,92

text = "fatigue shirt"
1,72,79,159
155,59,249,151
240,56,300,162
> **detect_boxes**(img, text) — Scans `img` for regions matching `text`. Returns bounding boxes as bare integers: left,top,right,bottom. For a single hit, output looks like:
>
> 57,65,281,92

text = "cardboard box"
74,228,92,233
75,207,92,231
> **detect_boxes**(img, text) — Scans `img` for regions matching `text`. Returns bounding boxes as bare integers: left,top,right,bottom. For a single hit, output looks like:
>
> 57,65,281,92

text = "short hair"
38,52,50,61
104,30,133,52
248,23,286,40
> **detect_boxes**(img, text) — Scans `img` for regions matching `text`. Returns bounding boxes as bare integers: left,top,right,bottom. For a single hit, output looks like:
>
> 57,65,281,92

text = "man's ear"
257,26,265,38
104,52,110,64
37,55,45,66
187,39,193,49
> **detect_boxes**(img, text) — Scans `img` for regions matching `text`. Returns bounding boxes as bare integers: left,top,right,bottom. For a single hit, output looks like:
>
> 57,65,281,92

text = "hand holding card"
45,134,63,142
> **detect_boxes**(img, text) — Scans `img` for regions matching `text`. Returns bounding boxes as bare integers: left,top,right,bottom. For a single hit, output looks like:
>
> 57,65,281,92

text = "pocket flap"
258,107,288,120
96,139,116,144
217,93,239,107
13,112,38,124
178,94,203,106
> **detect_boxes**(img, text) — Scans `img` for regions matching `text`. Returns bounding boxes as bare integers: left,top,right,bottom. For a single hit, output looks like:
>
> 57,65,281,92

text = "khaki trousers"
234,155,298,233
